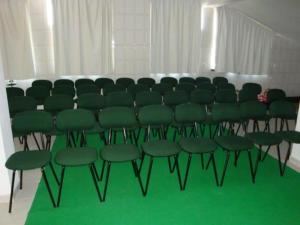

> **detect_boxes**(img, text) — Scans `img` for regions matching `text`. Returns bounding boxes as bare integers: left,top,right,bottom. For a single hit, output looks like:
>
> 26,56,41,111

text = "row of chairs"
6,98,299,212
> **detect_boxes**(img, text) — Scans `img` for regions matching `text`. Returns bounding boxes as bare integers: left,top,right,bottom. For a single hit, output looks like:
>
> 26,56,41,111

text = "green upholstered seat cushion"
277,131,300,144
142,140,181,157
12,111,53,133
85,123,105,134
269,100,297,119
6,151,51,170
215,135,254,151
138,105,173,126
246,132,282,146
179,138,217,154
56,109,95,131
55,148,98,166
100,144,140,162
175,103,206,123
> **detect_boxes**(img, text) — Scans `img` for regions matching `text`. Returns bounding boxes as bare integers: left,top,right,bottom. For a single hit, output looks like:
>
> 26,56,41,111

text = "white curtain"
0,0,34,80
216,7,274,75
52,0,113,75
150,0,202,74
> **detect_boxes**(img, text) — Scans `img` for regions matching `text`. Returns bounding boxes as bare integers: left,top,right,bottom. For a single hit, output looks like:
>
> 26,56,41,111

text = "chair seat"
246,132,282,146
100,144,140,162
142,140,181,157
215,135,254,151
6,151,51,170
278,131,300,143
55,148,97,166
179,137,217,154
85,124,105,134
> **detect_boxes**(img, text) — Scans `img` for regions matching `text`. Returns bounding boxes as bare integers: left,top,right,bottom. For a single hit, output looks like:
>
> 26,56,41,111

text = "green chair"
105,91,134,108
239,88,259,103
6,151,57,212
242,83,262,95
196,83,216,93
75,78,95,88
56,109,95,147
213,77,228,86
76,84,98,97
212,103,256,186
164,90,189,108
95,78,114,93
138,105,182,195
44,95,74,116
6,87,24,99
217,83,235,91
175,83,195,95
26,86,50,105
160,77,178,87
267,89,286,103
152,83,173,95
8,96,37,118
103,84,126,96
54,79,74,87
55,147,102,206
52,85,75,98
215,89,237,103
176,103,218,189
135,91,162,108
116,77,135,88
32,79,52,90
196,77,211,85
137,77,156,88
98,107,142,200
179,77,196,85
190,89,214,106
127,84,149,99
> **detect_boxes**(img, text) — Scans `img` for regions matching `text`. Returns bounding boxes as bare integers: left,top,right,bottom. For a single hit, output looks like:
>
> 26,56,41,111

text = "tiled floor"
0,120,299,225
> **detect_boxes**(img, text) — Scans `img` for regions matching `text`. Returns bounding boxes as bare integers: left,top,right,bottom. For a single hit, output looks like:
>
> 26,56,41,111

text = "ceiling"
203,0,300,43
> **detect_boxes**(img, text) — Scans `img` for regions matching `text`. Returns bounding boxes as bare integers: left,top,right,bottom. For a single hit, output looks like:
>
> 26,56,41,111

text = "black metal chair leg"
205,155,212,170
210,153,219,186
49,162,60,185
247,151,255,183
174,155,183,190
253,148,261,179
8,171,16,213
261,145,272,161
99,160,106,181
102,162,111,201
89,164,103,202
132,160,145,195
276,145,283,176
168,156,176,173
220,152,230,187
200,153,204,170
92,163,100,181
182,154,192,190
32,133,41,150
57,167,66,207
281,143,292,176
138,152,145,173
234,151,240,167
131,161,138,177
41,167,56,208
20,170,23,190
142,156,153,196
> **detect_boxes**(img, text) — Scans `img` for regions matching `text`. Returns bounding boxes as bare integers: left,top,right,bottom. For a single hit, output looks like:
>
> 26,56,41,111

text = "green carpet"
25,130,300,225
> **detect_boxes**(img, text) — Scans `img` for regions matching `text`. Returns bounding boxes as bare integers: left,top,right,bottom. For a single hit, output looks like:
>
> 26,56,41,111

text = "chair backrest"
102,84,126,95
240,100,267,121
77,93,105,112
75,78,95,88
269,100,297,119
56,109,95,131
99,107,137,129
26,86,50,105
160,77,178,87
95,78,114,90
242,83,262,94
12,111,53,134
217,83,235,91
215,89,237,103
196,83,216,93
8,96,37,118
152,83,173,95
212,103,240,123
190,89,214,105
238,88,259,103
175,103,206,123
137,77,156,87
32,79,52,90
138,105,173,126
105,91,134,107
52,85,75,98
175,83,195,95
76,84,98,97
116,77,135,88
6,87,24,99
164,90,189,107
179,77,196,85
213,77,228,86
44,95,74,115
54,79,74,87
135,91,162,108
127,84,149,99
267,89,286,103
196,77,211,85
